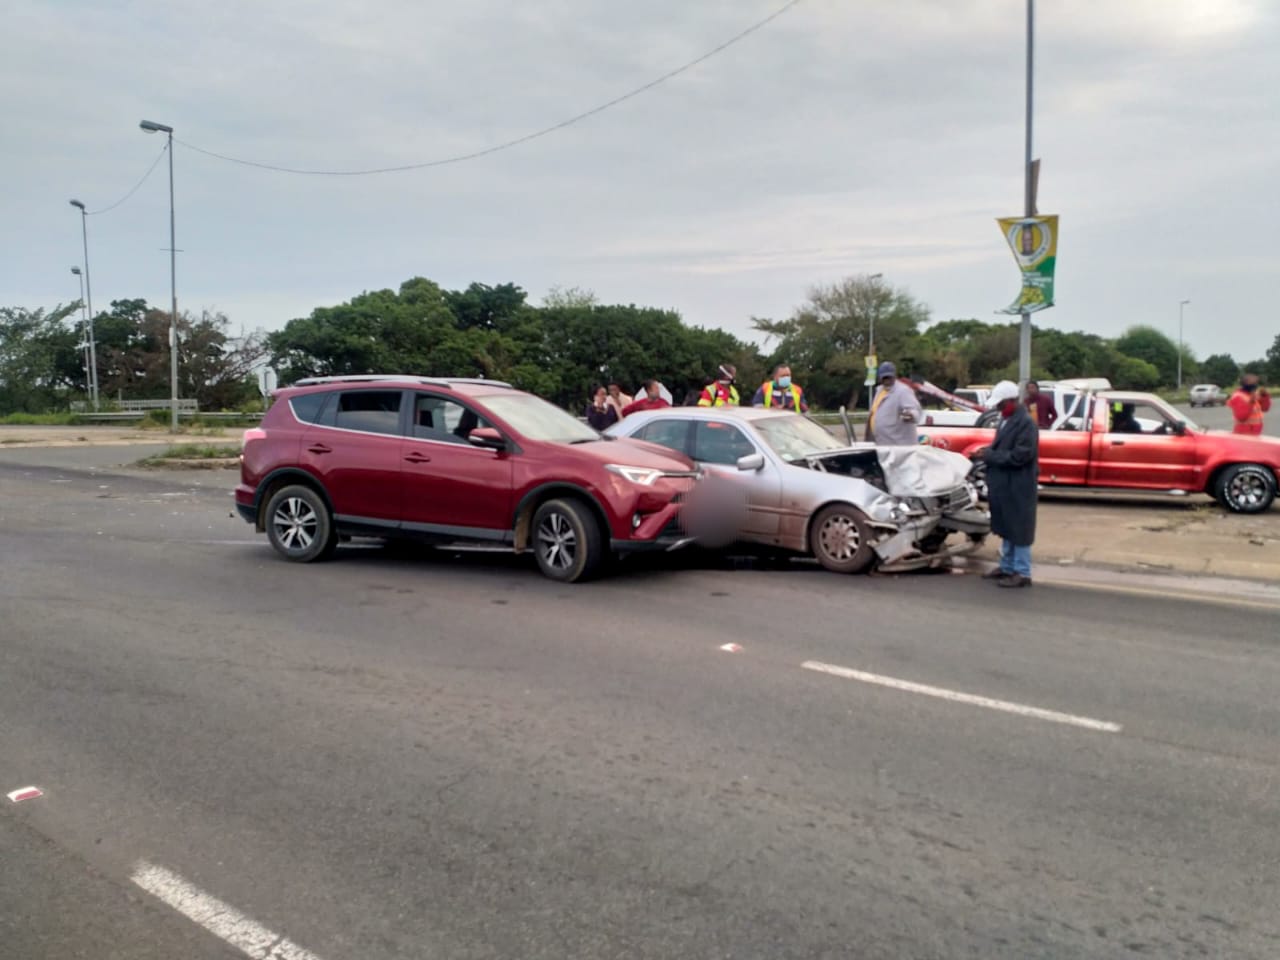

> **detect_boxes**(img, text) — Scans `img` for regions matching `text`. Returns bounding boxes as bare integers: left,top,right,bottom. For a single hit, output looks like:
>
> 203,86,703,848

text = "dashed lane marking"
801,661,1123,733
131,861,325,960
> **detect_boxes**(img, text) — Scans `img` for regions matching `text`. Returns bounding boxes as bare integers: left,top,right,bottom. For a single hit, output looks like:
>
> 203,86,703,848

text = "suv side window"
290,391,331,424
412,393,491,444
634,419,691,456
333,390,403,435
692,421,756,465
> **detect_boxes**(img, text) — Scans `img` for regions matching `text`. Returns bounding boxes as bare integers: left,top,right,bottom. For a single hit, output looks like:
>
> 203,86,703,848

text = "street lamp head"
1180,299,1191,306
69,199,85,210
870,272,884,281
71,266,82,275
139,119,173,134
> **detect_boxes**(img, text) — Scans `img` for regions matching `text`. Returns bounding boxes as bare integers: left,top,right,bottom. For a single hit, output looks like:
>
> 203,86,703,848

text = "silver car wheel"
273,496,318,551
819,513,861,561
1227,471,1268,509
537,511,577,571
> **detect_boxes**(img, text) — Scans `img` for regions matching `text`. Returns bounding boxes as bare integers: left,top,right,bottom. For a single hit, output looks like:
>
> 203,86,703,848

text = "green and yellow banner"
997,215,1058,314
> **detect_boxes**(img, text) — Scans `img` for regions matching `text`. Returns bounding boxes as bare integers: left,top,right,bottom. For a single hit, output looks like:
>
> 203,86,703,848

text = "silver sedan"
605,407,990,574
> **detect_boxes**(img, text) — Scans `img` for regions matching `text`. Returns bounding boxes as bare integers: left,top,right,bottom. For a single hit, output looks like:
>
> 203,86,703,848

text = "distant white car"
1189,384,1223,407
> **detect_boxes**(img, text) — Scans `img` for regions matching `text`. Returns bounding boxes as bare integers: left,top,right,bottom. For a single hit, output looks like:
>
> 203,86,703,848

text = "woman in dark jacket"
981,380,1039,588
585,384,619,431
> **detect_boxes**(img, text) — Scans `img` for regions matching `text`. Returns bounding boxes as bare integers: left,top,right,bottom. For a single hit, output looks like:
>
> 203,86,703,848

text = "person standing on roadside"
1024,380,1057,429
981,380,1039,589
866,362,923,445
585,384,619,431
605,381,631,420
1227,374,1271,436
752,364,809,412
697,364,739,407
622,380,671,417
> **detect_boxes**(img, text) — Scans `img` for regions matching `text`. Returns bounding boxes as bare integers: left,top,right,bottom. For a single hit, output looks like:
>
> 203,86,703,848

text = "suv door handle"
307,443,332,454
404,452,432,464
1110,440,1126,447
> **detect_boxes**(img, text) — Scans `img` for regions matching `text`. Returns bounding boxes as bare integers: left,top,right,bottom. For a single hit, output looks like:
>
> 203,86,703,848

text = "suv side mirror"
468,427,507,451
1172,420,1187,436
736,452,765,472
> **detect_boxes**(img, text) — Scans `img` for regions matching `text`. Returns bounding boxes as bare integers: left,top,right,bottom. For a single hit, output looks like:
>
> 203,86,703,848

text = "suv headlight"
605,464,663,486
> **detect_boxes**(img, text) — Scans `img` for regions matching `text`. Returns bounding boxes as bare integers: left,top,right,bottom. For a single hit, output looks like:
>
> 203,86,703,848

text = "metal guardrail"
73,411,262,423
71,399,200,413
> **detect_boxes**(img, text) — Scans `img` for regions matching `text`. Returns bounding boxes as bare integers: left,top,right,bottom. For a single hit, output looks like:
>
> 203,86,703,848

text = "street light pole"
140,120,179,432
68,200,100,410
866,273,884,414
70,267,90,396
1178,299,1190,390
1018,0,1035,385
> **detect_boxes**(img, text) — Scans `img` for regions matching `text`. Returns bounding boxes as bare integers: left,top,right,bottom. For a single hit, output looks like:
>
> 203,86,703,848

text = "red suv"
235,376,700,581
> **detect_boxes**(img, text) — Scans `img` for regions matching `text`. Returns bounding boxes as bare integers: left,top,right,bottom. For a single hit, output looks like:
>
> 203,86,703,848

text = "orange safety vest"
698,382,739,407
762,381,804,411
1229,390,1265,435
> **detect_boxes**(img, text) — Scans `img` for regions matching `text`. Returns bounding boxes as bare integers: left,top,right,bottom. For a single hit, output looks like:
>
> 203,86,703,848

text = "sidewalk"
975,493,1280,583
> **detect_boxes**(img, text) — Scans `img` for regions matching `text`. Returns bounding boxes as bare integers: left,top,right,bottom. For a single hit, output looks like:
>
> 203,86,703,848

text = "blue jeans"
999,540,1032,578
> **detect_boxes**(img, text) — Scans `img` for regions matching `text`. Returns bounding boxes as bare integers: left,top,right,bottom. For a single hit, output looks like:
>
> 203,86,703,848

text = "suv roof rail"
289,374,513,389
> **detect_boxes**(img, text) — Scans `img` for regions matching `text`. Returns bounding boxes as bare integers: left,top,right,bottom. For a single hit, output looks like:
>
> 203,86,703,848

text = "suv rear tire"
265,484,338,562
1214,464,1277,514
532,498,603,582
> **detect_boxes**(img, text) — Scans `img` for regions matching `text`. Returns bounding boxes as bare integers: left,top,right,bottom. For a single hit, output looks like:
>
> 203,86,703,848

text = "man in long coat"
981,380,1039,588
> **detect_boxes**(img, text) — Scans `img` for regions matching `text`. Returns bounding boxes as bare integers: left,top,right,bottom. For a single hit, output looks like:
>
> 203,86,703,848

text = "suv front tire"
532,498,603,583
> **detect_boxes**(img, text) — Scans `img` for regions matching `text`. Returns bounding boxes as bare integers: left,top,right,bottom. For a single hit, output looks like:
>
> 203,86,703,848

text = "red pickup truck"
918,391,1280,514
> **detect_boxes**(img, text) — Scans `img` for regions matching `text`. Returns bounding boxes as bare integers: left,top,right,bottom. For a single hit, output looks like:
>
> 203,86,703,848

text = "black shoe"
982,567,1010,580
997,573,1033,588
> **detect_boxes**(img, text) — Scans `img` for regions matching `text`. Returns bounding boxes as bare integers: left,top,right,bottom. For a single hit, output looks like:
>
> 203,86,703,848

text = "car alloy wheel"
810,504,874,574
274,496,318,551
531,498,603,582
264,483,338,563
537,511,577,573
1219,463,1277,514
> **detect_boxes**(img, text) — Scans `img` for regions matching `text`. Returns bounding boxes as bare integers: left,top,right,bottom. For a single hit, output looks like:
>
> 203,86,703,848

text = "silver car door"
691,420,781,538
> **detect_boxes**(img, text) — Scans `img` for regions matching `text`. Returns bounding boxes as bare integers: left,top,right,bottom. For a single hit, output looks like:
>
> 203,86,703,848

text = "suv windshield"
754,414,847,461
482,393,601,443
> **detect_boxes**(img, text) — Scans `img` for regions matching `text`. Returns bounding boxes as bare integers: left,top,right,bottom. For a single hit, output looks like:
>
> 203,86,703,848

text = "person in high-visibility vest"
697,364,739,407
751,364,808,412
1227,374,1271,436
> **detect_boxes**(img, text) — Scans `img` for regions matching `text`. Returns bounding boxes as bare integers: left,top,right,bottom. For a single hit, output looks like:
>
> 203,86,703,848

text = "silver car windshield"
481,394,600,443
754,415,847,461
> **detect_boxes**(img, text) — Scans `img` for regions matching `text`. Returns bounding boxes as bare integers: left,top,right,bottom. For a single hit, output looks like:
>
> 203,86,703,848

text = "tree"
1200,353,1240,387
0,304,84,412
542,285,598,309
752,275,929,408
1112,356,1162,390
1114,325,1182,386
1265,333,1280,386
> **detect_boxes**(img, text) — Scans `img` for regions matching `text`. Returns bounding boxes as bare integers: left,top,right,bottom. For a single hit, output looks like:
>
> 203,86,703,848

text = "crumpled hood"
874,446,974,497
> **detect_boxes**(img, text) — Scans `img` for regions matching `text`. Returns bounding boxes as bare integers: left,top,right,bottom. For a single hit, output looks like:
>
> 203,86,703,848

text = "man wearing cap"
866,361,923,445
981,380,1039,588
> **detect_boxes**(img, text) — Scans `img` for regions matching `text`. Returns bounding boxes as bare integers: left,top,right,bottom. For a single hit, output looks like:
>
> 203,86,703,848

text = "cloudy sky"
5,0,1277,363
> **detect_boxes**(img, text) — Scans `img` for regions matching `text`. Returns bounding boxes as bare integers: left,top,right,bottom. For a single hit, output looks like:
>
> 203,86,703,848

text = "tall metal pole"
141,120,179,432
1178,299,1190,390
1017,0,1035,385
69,201,100,409
166,130,179,433
72,268,90,394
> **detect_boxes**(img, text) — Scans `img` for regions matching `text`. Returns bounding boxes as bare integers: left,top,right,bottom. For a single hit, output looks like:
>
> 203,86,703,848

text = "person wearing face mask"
1227,374,1271,436
752,364,809,412
980,380,1039,588
697,364,740,407
622,380,672,416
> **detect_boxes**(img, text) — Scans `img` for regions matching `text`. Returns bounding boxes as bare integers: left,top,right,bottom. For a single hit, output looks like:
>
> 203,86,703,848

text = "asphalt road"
2,457,1279,959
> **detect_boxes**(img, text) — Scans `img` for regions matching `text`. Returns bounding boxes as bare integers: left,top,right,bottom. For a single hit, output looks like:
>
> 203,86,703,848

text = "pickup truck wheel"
265,484,338,562
810,504,874,575
1215,464,1277,514
533,498,603,582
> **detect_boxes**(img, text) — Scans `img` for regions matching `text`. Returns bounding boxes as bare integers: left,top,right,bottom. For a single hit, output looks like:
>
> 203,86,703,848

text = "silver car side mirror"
736,452,765,472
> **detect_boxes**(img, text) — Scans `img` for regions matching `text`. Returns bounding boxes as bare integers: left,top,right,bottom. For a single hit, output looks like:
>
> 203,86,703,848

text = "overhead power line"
174,0,804,176
88,143,169,215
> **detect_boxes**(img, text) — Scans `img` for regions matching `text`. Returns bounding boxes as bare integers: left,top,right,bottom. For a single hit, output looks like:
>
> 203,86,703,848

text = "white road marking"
6,785,43,802
130,861,325,960
719,643,743,653
800,661,1122,733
